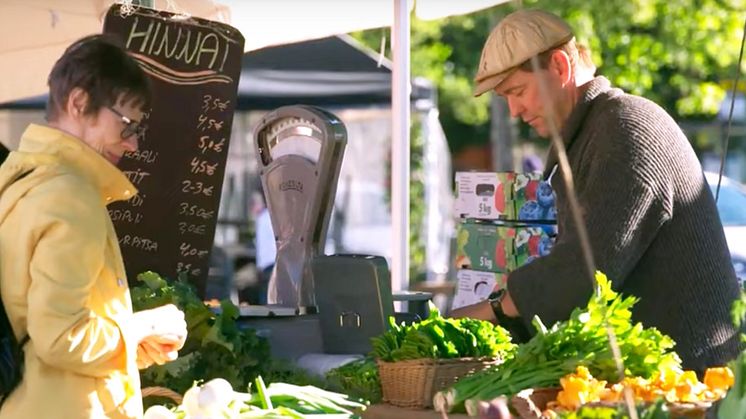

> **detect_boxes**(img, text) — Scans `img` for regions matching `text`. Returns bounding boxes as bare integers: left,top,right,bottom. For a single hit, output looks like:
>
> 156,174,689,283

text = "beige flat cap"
474,9,574,96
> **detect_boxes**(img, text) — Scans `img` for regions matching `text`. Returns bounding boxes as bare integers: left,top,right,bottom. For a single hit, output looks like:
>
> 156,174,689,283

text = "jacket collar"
17,124,137,204
544,76,612,179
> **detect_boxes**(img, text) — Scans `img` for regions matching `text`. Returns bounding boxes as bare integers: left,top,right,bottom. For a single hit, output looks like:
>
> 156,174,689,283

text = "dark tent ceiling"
0,35,433,111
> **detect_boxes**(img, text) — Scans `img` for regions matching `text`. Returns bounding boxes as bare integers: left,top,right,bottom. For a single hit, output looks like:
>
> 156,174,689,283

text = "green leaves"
730,289,746,343
138,270,168,290
370,309,516,362
526,0,745,121
720,293,746,418
325,358,382,404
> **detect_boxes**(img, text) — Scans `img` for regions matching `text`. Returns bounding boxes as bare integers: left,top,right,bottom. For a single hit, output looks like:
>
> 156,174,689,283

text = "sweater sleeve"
507,129,673,332
24,176,131,377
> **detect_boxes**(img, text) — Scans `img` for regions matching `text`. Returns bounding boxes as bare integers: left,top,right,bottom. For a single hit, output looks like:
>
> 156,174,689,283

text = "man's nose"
507,96,523,119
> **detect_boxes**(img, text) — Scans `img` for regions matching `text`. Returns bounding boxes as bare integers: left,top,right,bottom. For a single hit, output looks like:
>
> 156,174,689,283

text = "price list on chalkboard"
103,5,245,295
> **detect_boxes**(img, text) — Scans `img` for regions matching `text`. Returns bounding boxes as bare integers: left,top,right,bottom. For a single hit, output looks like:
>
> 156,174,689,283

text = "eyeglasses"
107,107,147,139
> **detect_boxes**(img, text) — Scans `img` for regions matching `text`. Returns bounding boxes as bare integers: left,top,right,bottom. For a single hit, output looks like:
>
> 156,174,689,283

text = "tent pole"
392,0,411,306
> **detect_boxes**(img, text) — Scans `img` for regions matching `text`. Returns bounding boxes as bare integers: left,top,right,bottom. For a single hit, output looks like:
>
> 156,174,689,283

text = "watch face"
488,288,505,302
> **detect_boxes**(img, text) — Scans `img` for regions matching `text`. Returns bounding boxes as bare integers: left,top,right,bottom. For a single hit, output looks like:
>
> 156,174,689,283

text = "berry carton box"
451,270,508,310
454,221,555,274
455,171,556,221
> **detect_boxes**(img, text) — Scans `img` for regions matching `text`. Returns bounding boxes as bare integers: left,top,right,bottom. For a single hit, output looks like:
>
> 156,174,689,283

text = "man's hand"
450,300,497,322
502,291,519,317
449,289,520,321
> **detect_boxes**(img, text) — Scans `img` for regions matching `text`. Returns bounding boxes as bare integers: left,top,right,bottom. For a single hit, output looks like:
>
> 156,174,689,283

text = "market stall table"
363,404,470,419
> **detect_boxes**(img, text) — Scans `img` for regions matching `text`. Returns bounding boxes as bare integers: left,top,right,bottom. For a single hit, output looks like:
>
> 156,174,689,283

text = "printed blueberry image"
524,255,537,265
539,236,554,256
542,206,557,221
542,224,558,236
537,181,555,209
519,201,542,220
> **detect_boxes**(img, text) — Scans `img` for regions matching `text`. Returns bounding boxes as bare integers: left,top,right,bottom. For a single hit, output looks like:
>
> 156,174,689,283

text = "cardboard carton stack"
451,172,557,310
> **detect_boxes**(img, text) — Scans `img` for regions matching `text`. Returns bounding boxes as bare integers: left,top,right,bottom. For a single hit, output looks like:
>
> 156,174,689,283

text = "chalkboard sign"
103,5,245,295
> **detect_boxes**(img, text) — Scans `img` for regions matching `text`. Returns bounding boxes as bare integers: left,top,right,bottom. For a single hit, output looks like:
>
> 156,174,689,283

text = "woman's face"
79,96,144,165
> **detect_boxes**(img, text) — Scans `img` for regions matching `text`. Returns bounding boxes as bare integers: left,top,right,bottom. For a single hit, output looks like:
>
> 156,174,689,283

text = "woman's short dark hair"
46,34,151,121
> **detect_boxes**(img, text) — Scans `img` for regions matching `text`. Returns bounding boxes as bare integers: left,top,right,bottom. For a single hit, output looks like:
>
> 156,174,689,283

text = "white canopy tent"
0,0,507,104
0,0,509,295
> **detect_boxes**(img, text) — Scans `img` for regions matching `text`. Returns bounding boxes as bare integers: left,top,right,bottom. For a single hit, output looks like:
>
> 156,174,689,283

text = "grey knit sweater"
507,76,741,373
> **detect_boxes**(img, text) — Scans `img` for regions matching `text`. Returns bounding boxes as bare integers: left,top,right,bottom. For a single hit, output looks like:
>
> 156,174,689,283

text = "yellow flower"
576,366,593,380
555,366,607,410
557,376,591,410
620,376,656,401
652,365,683,392
674,370,707,402
704,367,734,393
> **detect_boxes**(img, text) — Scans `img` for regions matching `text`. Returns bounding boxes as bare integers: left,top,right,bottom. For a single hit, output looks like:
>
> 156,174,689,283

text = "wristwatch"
487,288,510,324
487,288,532,343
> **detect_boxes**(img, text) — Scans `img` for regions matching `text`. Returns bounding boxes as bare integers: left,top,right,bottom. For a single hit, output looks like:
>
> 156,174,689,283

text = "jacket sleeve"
23,175,135,377
507,136,673,332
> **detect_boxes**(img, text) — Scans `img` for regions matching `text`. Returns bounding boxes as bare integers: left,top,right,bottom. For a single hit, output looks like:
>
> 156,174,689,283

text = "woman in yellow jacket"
0,36,188,419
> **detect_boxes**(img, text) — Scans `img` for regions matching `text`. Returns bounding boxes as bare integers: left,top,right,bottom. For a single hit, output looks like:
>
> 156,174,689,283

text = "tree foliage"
352,1,746,152
526,0,746,120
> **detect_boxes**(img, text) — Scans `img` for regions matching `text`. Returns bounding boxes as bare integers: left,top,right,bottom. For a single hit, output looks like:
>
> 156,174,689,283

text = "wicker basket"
141,386,183,405
377,357,497,409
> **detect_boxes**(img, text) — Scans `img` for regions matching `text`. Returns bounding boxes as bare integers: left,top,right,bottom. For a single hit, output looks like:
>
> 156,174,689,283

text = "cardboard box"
455,221,555,274
455,172,516,220
451,270,508,310
455,172,556,221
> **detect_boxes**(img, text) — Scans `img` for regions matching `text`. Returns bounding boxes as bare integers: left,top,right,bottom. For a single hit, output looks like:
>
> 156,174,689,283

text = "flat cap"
474,9,574,96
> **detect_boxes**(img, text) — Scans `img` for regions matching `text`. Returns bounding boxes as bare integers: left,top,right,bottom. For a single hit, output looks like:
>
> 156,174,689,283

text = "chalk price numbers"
174,93,230,276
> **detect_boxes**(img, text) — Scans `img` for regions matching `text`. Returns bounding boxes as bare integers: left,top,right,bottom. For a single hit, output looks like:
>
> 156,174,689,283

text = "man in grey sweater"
451,9,741,374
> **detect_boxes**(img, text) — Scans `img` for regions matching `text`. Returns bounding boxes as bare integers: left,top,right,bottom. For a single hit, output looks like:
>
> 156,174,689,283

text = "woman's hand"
136,339,179,369
132,304,187,368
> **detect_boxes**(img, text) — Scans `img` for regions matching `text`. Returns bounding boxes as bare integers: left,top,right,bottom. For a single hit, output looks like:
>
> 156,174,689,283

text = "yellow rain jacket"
0,124,143,419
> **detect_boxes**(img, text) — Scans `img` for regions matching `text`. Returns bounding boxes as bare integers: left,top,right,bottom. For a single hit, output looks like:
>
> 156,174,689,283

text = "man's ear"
66,87,90,120
549,50,573,86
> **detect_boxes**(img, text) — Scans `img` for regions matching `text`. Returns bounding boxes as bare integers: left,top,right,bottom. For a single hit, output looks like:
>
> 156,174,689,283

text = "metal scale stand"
252,106,398,358
253,105,347,314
